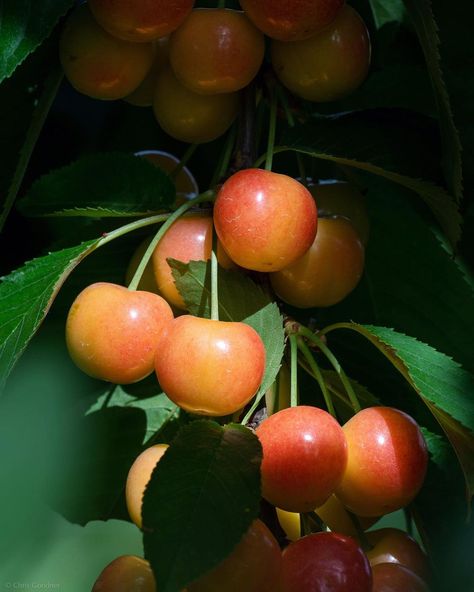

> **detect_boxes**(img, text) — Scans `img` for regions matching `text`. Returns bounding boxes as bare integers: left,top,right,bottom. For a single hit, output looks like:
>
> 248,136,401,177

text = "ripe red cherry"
281,532,372,592
89,0,194,42
256,405,347,512
336,407,429,517
92,555,156,591
239,0,344,41
372,563,429,592
66,282,173,384
169,9,265,94
154,316,266,416
214,169,318,272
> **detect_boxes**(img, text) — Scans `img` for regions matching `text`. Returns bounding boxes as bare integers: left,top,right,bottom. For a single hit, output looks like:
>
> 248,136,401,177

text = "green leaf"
369,0,406,28
17,152,176,217
142,421,262,592
323,323,474,498
279,110,461,244
0,0,73,83
170,260,285,405
402,0,463,202
0,240,98,390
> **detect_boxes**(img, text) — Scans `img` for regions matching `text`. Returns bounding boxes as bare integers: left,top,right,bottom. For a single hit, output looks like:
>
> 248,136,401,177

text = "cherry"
126,444,168,529
281,532,372,592
169,9,265,95
256,406,347,512
270,216,365,308
214,169,318,272
66,282,173,384
335,407,429,517
92,555,156,591
271,5,371,102
153,66,239,143
125,37,170,107
372,563,429,592
88,0,194,43
239,0,344,41
59,4,154,101
187,520,281,592
154,316,266,416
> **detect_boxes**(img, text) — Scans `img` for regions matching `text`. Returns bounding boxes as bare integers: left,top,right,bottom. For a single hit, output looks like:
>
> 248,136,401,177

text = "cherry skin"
256,405,347,512
335,407,429,517
271,5,371,102
239,0,344,41
372,563,429,592
281,532,372,592
214,169,318,272
88,0,194,43
59,4,154,100
126,444,168,529
125,37,170,107
92,555,156,591
153,66,239,143
169,9,265,95
154,316,266,416
125,237,161,294
66,282,173,384
270,216,365,308
188,520,282,592
366,528,430,582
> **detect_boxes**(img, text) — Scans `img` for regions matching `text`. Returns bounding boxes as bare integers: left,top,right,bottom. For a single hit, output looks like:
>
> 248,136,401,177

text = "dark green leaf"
18,152,176,217
369,0,406,28
142,421,262,592
0,0,73,83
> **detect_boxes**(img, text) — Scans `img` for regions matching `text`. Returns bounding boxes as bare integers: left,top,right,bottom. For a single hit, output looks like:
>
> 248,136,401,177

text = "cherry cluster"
59,0,371,143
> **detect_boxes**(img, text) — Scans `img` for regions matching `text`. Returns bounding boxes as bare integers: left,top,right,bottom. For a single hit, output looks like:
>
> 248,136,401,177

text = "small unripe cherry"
92,555,156,591
66,282,173,384
126,444,168,529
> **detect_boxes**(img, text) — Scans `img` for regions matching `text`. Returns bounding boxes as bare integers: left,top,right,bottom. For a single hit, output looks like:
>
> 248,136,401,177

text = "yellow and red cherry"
315,494,378,536
169,9,265,95
126,444,168,529
281,532,372,592
154,316,266,416
214,169,318,272
239,0,344,41
125,37,170,107
92,555,156,591
256,405,347,512
271,5,371,102
66,282,173,384
153,66,239,143
88,0,194,43
335,407,429,517
59,4,154,100
269,216,365,308
372,563,429,592
188,520,281,592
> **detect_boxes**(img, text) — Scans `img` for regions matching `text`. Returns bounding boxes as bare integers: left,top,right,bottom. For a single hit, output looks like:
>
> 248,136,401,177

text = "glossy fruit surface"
271,5,370,102
154,316,266,415
336,407,429,517
92,555,156,591
66,282,173,384
310,180,369,245
60,4,154,100
125,37,170,107
372,563,429,592
153,66,239,143
239,0,344,41
126,444,168,528
366,528,430,582
270,216,365,308
188,520,282,592
214,169,317,272
169,9,264,94
89,0,194,42
281,532,372,592
256,405,347,512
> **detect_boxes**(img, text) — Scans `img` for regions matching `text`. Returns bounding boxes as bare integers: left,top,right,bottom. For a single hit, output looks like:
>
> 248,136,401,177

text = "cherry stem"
210,123,237,188
126,191,215,291
301,511,325,535
169,143,198,181
241,392,263,426
297,325,362,413
289,334,299,407
297,338,337,418
275,84,307,183
347,510,372,552
210,249,219,321
264,87,278,171
230,82,257,173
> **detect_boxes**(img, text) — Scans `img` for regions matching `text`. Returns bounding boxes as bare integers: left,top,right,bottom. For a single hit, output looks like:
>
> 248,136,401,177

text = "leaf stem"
264,88,278,171
289,334,299,407
169,143,198,181
297,338,336,418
